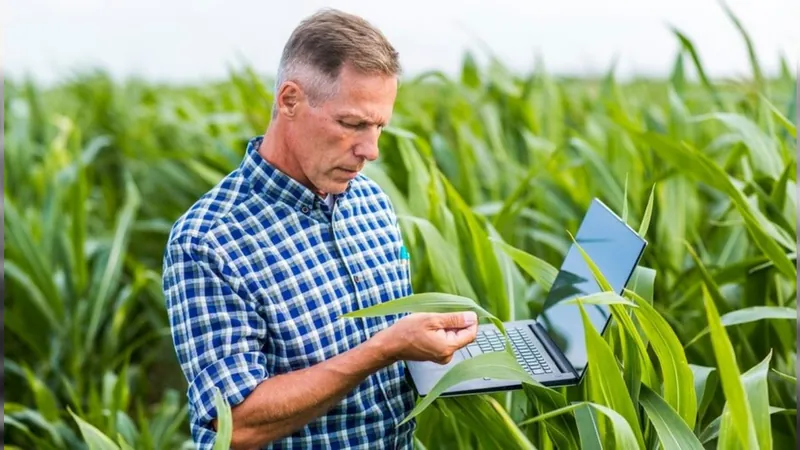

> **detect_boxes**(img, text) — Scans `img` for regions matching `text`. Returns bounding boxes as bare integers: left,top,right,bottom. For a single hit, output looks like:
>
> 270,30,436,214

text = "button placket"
330,209,366,306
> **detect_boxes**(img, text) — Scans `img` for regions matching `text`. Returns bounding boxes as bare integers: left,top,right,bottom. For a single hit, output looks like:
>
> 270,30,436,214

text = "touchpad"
413,349,466,371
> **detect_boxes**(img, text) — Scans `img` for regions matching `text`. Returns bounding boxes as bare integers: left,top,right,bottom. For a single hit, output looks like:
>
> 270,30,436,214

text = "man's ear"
276,81,303,118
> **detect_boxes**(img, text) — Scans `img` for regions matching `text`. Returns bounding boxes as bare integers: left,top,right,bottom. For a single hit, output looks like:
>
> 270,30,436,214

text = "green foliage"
3,5,796,449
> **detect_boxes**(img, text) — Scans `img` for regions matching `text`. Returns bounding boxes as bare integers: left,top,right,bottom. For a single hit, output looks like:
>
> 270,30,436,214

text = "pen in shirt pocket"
399,245,410,262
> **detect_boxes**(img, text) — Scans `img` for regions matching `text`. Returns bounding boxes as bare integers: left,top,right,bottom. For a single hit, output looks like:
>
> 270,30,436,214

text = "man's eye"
338,120,382,131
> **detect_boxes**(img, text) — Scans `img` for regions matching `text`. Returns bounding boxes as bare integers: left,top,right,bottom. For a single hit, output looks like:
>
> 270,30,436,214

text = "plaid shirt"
162,136,417,449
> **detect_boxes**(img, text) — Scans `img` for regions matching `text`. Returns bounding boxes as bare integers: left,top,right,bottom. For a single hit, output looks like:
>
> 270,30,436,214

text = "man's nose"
353,129,381,161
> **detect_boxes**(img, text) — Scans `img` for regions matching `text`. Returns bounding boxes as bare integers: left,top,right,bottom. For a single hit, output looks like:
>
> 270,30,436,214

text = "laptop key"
466,346,481,358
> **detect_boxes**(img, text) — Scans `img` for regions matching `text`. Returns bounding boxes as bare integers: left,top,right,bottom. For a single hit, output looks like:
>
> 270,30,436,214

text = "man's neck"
258,126,327,198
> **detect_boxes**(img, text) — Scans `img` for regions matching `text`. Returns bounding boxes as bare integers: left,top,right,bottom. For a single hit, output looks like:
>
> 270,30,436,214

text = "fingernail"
463,311,477,326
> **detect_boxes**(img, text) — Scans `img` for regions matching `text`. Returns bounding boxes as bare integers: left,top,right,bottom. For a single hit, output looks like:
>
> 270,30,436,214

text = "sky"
3,0,798,85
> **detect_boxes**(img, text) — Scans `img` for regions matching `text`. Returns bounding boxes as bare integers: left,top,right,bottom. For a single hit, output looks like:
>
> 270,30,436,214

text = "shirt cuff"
187,351,269,436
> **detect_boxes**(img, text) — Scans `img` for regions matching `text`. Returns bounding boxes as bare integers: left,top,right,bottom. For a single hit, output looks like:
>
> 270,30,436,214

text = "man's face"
285,64,397,196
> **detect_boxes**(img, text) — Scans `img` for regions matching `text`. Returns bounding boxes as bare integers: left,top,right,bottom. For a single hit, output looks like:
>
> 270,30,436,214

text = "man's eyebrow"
336,113,387,126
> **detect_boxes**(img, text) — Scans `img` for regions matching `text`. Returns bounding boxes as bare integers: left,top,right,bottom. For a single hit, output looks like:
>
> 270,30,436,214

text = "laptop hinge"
529,323,577,377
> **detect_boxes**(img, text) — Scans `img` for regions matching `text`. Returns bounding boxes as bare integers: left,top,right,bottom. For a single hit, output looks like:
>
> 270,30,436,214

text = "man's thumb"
443,311,477,328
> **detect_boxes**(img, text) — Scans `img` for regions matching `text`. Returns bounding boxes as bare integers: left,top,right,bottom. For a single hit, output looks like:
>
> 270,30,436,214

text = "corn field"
3,7,798,450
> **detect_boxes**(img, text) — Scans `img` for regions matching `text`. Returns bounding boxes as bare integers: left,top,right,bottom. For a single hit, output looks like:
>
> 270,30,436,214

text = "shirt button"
301,206,310,213
354,275,361,283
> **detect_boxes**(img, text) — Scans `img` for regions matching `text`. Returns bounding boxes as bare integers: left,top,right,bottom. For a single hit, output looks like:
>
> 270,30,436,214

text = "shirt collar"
240,135,352,212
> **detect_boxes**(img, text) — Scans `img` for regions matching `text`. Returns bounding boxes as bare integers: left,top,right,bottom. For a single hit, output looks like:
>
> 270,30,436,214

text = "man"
162,8,478,450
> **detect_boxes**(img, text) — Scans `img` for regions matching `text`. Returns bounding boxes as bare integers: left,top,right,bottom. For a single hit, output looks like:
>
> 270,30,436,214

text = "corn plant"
3,2,796,448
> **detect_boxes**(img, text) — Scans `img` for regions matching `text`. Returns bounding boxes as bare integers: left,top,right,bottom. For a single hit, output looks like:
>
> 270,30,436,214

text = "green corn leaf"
340,292,504,334
566,231,613,292
117,435,135,450
706,351,778,449
629,266,656,304
689,364,718,423
625,288,698,429
670,27,723,108
571,234,657,386
4,415,32,440
685,306,796,347
212,388,233,450
619,324,643,429
441,175,511,320
701,284,759,448
622,173,629,223
443,396,538,450
23,366,60,423
519,401,639,450
565,291,638,308
611,117,796,278
490,238,558,291
691,112,782,179
741,351,773,450
574,402,604,450
481,396,538,450
770,368,796,384
85,172,141,351
701,406,796,444
522,383,580,449
399,215,479,300
684,242,733,312
576,301,646,449
3,261,60,334
638,184,656,237
69,408,121,450
3,195,63,320
398,351,536,426
7,403,66,448
719,0,765,91
760,94,797,138
569,138,625,208
638,384,704,450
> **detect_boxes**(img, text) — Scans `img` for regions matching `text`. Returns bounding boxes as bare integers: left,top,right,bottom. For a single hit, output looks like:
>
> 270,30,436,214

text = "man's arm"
218,326,393,448
219,311,477,449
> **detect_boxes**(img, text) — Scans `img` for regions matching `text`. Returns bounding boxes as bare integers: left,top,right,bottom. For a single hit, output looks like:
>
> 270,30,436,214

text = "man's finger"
447,323,478,348
439,311,477,329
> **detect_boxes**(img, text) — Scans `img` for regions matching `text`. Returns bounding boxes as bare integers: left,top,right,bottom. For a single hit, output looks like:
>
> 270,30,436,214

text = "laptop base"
405,321,578,397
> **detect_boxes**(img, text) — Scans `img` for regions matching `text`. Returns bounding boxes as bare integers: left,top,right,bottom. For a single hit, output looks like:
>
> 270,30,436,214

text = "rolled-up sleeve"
162,233,269,448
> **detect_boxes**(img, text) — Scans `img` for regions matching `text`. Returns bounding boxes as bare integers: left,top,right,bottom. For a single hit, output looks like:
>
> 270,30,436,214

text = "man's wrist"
363,328,399,369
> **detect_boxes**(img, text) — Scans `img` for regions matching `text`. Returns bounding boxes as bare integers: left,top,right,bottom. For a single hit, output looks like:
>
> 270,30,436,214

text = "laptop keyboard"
466,327,553,376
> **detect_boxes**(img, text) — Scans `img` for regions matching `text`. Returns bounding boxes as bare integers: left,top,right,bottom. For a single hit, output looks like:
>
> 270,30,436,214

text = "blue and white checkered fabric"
162,136,417,449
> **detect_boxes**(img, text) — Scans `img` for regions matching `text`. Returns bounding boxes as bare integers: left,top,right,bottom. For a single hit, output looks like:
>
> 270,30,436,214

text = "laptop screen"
534,199,646,378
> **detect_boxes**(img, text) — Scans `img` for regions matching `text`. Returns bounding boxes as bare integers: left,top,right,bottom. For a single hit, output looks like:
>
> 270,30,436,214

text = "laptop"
404,198,647,396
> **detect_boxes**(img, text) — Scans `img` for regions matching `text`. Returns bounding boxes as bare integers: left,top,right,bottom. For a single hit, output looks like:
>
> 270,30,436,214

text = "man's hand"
375,311,479,365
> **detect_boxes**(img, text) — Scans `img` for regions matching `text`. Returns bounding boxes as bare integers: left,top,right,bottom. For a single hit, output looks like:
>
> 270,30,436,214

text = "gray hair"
271,9,401,118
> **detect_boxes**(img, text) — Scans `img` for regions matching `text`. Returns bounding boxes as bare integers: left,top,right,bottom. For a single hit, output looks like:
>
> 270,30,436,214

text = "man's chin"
315,181,349,196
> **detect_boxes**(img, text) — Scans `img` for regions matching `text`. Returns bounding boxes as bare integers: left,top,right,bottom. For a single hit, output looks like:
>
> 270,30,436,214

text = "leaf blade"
701,284,758,448
638,384,704,450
